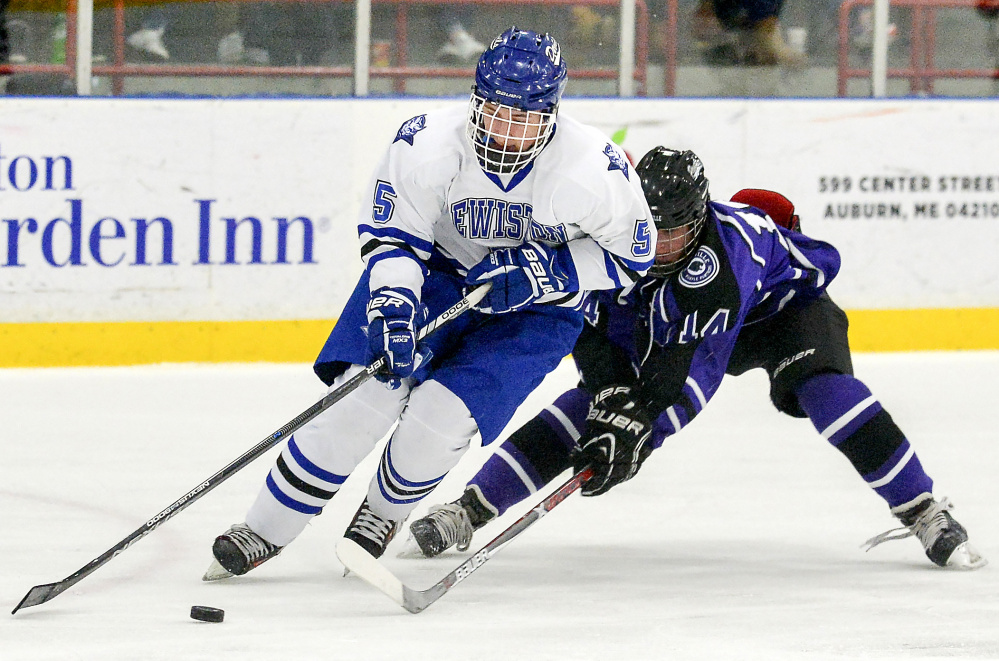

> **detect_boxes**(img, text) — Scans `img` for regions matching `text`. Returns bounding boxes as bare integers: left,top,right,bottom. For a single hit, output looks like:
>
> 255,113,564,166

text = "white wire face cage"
466,91,557,175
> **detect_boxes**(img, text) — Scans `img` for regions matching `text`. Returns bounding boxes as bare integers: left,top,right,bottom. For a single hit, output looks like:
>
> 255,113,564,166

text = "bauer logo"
772,348,815,378
454,549,489,584
679,246,719,289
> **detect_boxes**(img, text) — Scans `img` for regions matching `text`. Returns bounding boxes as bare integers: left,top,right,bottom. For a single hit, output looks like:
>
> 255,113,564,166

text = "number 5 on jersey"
373,180,397,223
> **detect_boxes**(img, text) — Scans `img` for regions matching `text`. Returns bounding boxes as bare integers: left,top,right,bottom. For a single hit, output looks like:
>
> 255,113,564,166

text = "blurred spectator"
1,0,9,66
688,0,805,67
978,0,999,45
218,3,349,66
127,5,177,60
850,4,897,51
567,5,616,49
977,0,999,19
436,8,485,63
5,15,29,64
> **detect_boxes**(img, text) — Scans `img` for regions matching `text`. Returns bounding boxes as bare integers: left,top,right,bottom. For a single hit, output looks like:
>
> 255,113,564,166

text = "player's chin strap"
11,283,492,615
337,465,593,614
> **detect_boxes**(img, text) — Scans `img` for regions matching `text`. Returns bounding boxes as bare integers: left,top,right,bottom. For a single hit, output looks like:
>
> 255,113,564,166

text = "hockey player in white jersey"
203,27,654,579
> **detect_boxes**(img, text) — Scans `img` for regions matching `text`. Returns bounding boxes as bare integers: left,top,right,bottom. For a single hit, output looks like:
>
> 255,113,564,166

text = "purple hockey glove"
465,241,576,314
365,286,428,388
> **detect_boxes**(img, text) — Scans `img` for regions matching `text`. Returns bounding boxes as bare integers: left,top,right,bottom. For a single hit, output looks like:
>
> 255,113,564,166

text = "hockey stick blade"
337,467,592,614
13,583,65,613
11,284,491,615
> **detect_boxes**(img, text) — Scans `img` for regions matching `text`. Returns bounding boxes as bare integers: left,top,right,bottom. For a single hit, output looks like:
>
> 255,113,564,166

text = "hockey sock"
468,387,590,517
795,372,933,510
246,435,349,547
246,367,408,546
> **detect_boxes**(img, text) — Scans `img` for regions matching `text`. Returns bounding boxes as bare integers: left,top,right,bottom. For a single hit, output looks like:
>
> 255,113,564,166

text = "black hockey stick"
11,283,491,615
337,466,593,613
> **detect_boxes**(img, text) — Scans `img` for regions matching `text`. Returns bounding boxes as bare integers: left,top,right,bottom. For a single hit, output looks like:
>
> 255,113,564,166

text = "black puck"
190,605,225,622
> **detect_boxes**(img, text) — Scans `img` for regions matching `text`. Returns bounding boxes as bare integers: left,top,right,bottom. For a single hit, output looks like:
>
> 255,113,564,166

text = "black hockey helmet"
636,146,710,277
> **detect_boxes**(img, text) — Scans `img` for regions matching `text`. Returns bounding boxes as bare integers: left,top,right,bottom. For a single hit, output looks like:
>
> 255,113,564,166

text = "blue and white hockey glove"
465,242,576,314
365,286,428,388
571,385,653,497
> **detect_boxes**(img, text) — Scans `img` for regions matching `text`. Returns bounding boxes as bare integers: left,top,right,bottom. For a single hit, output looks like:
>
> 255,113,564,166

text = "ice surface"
2,354,997,660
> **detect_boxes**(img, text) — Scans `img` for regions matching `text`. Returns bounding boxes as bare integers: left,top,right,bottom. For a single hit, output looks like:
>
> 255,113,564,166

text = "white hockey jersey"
358,104,654,309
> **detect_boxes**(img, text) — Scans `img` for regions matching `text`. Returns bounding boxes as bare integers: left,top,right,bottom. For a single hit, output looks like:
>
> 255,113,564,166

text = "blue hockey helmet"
473,27,568,112
466,28,567,174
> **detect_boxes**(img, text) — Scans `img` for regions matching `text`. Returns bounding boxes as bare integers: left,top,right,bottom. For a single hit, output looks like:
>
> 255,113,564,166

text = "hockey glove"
465,241,576,314
572,385,654,497
365,286,428,388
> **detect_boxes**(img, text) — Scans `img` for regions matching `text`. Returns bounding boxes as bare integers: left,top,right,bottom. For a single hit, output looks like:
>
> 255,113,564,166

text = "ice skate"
406,503,475,558
344,499,401,559
202,523,282,581
402,488,496,557
863,496,987,570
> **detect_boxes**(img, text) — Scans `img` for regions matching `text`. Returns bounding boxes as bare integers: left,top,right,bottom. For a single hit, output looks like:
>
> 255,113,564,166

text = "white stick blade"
336,538,406,608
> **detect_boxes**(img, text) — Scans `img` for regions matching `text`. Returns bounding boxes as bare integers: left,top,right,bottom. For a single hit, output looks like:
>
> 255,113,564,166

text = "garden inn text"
0,148,316,268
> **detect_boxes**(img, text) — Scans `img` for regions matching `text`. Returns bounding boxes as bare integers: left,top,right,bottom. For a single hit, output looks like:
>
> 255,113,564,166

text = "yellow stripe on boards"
0,320,335,367
847,308,999,352
1,308,997,368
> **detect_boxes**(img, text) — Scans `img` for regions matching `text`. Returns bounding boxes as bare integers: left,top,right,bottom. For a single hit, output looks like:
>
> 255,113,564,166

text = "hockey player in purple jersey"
407,146,986,571
201,28,654,580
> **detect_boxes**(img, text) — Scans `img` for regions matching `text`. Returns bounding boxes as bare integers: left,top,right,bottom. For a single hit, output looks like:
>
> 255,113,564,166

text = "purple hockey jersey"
577,200,841,448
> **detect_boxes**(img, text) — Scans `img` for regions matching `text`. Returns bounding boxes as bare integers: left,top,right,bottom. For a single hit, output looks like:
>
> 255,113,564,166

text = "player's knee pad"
772,361,851,418
762,295,853,417
293,364,410,475
254,366,410,536
383,380,478,481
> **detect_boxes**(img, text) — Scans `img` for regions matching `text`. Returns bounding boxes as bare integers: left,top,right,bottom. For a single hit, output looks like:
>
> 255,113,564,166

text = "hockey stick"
337,466,593,614
11,284,491,615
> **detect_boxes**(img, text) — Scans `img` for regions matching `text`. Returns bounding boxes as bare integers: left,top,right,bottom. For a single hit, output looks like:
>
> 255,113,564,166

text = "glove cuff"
366,286,419,321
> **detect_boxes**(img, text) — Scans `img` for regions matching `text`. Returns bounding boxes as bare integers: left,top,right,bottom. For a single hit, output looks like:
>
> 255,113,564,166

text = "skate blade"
395,532,429,559
202,559,235,581
946,542,988,570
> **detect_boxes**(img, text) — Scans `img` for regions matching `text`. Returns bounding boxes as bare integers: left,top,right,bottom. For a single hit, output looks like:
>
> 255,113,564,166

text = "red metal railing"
0,0,79,78
837,0,998,95
1,0,651,97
